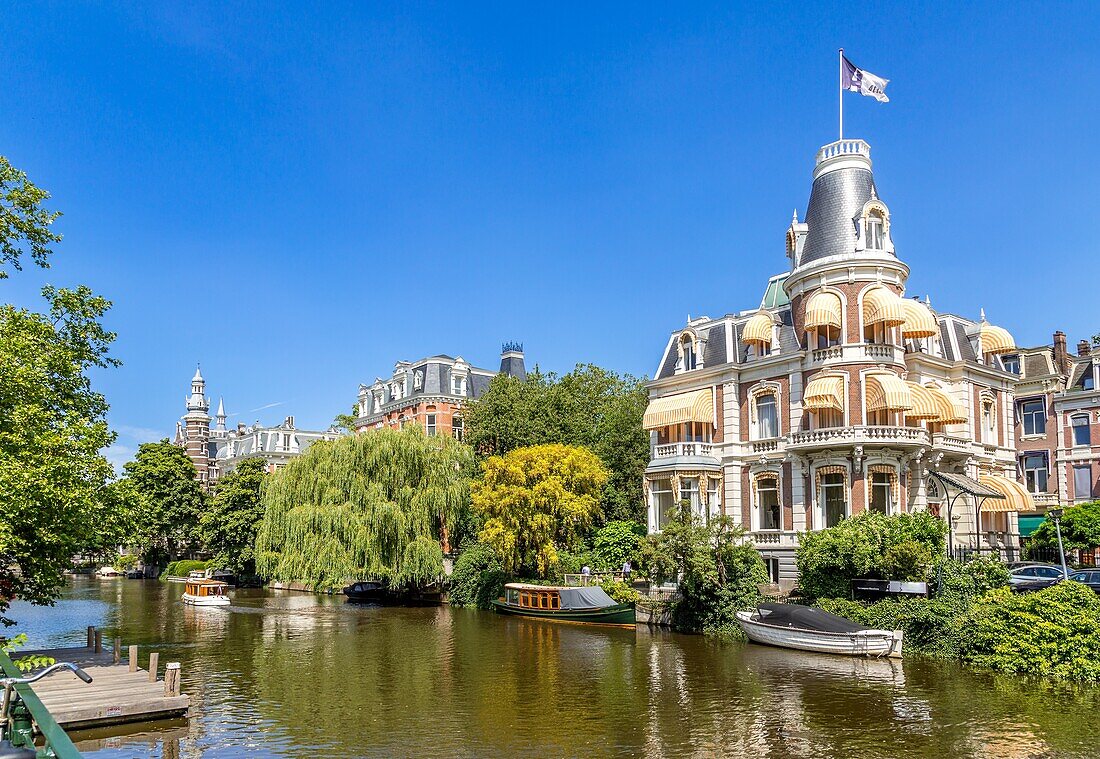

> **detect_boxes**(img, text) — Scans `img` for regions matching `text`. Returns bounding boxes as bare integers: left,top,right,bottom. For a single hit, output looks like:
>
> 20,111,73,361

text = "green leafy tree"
1027,501,1100,553
795,511,947,599
639,503,767,636
447,542,508,609
592,520,645,569
121,440,208,564
471,443,607,577
464,364,649,523
255,427,474,591
0,155,62,278
201,457,269,575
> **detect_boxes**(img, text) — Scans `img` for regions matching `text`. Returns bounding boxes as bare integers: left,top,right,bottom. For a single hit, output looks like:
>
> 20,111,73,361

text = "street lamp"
1049,508,1069,580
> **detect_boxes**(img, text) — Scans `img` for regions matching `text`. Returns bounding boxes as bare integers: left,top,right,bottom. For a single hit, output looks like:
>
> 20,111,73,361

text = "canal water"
9,577,1100,758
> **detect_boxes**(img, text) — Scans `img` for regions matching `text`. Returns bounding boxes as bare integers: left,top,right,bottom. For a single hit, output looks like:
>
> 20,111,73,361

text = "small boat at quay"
182,579,231,607
736,603,903,658
343,581,443,606
492,583,636,627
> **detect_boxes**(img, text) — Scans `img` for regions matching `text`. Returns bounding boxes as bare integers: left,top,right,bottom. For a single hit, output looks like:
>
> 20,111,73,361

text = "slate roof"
702,324,726,368
1023,352,1053,378
800,166,884,265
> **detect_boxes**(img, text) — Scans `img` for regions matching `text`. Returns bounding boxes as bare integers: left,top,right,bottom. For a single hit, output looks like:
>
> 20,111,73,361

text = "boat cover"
756,603,868,633
557,587,618,610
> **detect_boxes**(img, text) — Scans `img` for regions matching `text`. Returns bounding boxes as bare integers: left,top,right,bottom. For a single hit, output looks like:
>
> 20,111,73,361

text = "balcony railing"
811,346,843,362
787,425,929,450
751,439,780,454
932,433,971,453
862,343,897,360
653,442,716,459
746,530,801,548
1031,492,1060,507
815,139,871,164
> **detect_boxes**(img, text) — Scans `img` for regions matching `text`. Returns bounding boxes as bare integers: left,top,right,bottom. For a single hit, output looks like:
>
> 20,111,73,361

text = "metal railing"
0,648,83,758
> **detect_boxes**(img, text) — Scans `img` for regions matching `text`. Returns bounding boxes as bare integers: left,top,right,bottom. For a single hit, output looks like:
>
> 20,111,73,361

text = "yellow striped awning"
862,286,907,327
804,375,845,412
741,311,775,346
905,382,967,424
642,388,714,430
980,323,1016,355
866,372,913,412
901,299,938,339
978,475,1034,512
804,291,843,331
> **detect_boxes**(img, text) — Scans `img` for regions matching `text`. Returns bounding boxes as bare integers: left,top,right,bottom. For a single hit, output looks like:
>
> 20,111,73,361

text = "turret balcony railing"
806,343,904,366
787,425,929,451
815,139,871,165
653,442,716,459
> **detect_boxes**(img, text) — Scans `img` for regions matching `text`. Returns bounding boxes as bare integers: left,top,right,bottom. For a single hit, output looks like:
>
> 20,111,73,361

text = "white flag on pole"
842,56,889,103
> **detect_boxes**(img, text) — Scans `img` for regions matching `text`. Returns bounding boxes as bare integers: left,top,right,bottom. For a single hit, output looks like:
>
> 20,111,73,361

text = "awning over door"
900,299,938,338
804,291,843,331
865,372,913,412
803,375,845,412
978,475,1034,512
642,388,714,430
862,287,906,327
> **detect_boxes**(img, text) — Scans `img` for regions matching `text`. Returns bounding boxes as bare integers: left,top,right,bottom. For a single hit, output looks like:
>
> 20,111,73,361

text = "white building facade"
643,139,1033,581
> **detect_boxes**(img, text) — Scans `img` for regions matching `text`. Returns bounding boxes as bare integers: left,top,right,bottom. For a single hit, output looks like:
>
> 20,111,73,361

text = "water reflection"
8,579,1100,758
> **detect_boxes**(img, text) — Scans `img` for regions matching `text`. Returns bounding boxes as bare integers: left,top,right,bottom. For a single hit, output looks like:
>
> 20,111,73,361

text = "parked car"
1010,569,1100,595
1008,564,1065,585
1069,570,1100,595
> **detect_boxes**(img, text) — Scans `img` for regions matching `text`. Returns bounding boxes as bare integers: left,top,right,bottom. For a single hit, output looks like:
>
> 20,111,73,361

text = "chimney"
1077,339,1091,357
499,341,527,381
1053,331,1070,375
237,422,246,434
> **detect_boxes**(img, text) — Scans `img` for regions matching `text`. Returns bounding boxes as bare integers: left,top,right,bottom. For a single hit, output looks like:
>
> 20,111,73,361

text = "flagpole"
838,48,844,141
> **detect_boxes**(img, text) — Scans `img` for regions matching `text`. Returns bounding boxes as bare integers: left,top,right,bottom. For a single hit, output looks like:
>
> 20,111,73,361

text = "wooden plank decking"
21,633,190,730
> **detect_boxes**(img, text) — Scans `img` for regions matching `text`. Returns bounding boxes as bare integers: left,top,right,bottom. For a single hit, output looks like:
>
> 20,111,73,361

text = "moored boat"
736,603,902,658
343,581,443,606
492,583,635,627
182,579,231,606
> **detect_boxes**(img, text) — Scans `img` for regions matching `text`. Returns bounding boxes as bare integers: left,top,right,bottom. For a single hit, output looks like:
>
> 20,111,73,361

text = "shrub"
593,521,645,570
447,542,509,609
932,556,1009,597
882,540,934,582
814,596,967,659
600,578,641,604
113,554,138,572
958,582,1100,681
555,548,598,577
796,511,947,600
1027,501,1100,553
160,559,212,580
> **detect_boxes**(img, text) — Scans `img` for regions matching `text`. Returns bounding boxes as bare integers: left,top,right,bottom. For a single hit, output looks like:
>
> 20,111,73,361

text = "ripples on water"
9,579,1099,758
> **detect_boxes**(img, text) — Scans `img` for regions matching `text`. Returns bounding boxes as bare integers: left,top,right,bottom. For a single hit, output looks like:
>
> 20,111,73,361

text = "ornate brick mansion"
642,138,1036,580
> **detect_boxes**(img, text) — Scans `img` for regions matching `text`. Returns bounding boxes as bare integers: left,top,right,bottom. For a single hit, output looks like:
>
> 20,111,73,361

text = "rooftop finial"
501,341,523,353
980,307,987,322
791,209,798,224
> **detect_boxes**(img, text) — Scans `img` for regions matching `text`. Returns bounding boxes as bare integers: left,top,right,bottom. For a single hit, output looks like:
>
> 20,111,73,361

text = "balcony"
786,425,929,452
1031,492,1060,508
807,343,904,367
932,433,972,454
746,530,801,549
654,442,714,458
647,441,721,474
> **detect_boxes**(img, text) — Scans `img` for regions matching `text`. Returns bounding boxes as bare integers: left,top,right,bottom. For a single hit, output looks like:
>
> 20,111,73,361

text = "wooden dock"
21,627,190,730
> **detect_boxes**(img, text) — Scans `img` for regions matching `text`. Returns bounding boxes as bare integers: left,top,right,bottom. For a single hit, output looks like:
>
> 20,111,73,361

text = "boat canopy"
557,587,617,610
756,603,868,633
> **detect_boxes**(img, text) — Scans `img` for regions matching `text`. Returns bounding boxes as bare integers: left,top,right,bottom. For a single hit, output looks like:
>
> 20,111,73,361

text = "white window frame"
818,471,849,528
1021,452,1049,493
754,393,780,440
1020,399,1046,436
1071,413,1091,447
754,476,781,531
425,413,437,437
1073,465,1093,502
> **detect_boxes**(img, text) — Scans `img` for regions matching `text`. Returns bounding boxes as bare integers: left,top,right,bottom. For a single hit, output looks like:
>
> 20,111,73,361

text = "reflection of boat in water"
182,579,231,606
342,581,442,606
736,603,902,658
742,636,907,686
492,583,635,627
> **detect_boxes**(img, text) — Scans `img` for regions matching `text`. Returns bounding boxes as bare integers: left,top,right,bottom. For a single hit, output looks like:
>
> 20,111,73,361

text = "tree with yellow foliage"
471,444,607,577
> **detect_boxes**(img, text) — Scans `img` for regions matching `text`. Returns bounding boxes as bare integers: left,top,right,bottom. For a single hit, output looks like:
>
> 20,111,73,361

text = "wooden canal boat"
492,583,635,627
181,579,230,607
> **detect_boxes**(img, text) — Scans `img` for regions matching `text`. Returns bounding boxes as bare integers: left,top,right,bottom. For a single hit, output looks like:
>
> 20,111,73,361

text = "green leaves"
201,457,269,575
254,427,473,591
1027,501,1100,554
0,155,62,278
120,440,209,563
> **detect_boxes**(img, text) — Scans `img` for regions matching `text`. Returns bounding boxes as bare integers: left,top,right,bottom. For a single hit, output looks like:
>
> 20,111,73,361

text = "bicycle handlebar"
1,662,92,686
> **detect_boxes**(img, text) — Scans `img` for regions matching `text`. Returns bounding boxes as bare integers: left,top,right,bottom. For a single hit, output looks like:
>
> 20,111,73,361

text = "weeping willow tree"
255,427,474,591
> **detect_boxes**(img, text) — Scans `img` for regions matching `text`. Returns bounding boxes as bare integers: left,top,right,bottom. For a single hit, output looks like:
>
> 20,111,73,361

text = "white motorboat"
182,579,231,607
736,603,903,658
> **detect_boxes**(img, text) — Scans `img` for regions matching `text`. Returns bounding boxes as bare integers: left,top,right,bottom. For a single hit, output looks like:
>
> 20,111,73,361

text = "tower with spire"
181,366,213,483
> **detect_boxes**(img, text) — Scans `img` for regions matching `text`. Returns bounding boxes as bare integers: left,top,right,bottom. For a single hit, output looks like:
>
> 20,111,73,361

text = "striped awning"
804,291,843,331
741,311,775,345
862,287,907,327
980,323,1016,355
906,382,968,424
978,475,1034,512
804,375,845,412
866,372,913,412
642,388,714,430
901,299,938,339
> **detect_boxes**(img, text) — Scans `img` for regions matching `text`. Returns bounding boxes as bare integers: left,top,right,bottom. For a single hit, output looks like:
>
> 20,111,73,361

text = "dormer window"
451,374,467,396
866,213,885,250
1001,354,1020,375
681,335,697,371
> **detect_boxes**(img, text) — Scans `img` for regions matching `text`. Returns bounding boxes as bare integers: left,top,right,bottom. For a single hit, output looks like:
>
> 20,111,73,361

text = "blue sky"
3,2,1098,469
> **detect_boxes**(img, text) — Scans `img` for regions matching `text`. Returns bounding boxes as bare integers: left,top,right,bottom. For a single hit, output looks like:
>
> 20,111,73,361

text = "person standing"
622,560,632,582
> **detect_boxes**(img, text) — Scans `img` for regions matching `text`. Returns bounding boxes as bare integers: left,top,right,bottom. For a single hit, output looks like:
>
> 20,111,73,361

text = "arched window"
678,332,698,372
754,474,781,531
981,394,997,443
755,393,779,439
1072,414,1091,447
866,209,886,250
